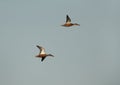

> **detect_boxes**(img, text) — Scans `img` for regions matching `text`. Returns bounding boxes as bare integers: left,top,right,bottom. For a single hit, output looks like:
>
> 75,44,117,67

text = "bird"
61,15,80,27
35,45,54,62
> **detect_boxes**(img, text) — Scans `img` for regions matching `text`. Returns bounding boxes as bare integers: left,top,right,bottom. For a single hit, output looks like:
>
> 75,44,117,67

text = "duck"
35,45,54,62
62,15,80,27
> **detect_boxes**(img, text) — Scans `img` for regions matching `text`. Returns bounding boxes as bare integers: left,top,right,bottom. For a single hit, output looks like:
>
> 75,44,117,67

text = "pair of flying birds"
36,15,80,62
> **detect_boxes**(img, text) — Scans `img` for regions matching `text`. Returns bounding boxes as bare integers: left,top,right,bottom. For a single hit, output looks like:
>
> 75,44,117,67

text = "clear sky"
0,0,120,85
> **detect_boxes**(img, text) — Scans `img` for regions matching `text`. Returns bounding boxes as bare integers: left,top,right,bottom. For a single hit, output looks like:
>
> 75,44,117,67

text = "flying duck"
35,45,54,62
62,15,80,27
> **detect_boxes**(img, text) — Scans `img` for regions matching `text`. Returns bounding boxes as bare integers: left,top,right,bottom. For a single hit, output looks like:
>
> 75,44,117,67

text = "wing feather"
36,45,45,54
66,15,71,23
41,57,46,61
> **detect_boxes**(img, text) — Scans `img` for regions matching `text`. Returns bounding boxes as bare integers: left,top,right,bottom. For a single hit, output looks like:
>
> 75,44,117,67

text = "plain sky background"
0,0,120,85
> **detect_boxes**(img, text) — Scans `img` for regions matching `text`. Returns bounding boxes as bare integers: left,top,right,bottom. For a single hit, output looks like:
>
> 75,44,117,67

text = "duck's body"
35,45,54,62
62,15,80,27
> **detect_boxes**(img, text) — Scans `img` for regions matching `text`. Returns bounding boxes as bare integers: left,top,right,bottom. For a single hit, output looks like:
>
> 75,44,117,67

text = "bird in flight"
61,15,80,27
35,45,54,62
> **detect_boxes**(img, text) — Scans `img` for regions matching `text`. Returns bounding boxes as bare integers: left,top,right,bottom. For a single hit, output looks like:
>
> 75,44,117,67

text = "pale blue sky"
0,0,120,85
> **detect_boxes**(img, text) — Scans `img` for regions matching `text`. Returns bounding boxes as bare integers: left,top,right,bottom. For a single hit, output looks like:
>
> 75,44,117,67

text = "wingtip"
36,45,42,49
36,45,39,47
66,14,69,17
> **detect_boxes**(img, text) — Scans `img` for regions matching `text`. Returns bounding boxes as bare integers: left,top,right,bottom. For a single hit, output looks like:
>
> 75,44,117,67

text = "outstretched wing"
41,57,46,62
66,15,71,23
36,45,45,54
36,45,42,53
